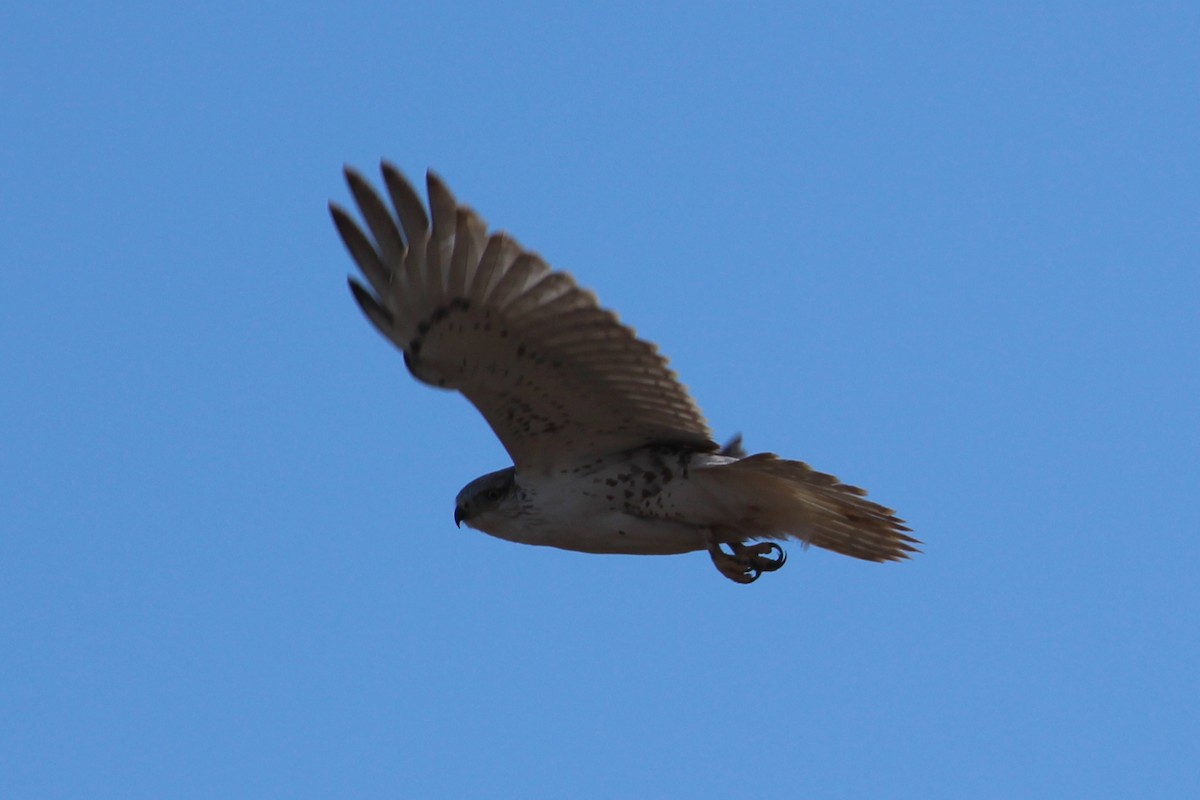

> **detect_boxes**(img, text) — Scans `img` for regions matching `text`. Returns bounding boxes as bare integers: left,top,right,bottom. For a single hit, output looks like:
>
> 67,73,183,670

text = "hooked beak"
454,506,466,527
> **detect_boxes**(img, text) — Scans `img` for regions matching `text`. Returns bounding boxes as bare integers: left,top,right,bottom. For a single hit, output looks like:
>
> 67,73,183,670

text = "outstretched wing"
331,163,717,471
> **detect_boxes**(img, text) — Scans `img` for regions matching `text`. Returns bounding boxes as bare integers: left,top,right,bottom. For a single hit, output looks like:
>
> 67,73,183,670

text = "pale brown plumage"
332,163,919,581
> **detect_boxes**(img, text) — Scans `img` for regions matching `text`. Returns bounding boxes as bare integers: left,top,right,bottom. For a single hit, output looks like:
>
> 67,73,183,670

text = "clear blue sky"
3,2,1197,797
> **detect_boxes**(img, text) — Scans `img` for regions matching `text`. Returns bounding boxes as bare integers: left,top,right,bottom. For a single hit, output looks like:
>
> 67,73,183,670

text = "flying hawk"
331,164,919,583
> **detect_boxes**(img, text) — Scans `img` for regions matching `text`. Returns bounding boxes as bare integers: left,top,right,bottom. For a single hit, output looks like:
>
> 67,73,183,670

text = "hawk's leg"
707,541,787,584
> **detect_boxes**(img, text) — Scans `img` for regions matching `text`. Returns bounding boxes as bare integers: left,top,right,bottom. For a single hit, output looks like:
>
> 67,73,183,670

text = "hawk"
331,163,919,583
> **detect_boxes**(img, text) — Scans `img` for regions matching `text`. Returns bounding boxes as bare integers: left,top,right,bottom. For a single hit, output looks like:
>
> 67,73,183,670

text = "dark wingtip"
328,201,352,228
343,163,368,187
380,159,403,184
346,274,365,301
347,277,393,325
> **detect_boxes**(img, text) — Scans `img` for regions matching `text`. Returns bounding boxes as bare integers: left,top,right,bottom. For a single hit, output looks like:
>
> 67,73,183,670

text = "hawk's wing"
331,163,717,471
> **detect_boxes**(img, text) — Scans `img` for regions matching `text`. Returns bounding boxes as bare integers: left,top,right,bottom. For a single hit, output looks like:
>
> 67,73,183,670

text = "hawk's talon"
737,541,787,572
708,541,787,584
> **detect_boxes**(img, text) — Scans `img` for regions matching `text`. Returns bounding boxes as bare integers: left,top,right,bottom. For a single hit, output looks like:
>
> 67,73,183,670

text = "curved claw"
743,542,787,572
708,541,788,584
718,559,762,584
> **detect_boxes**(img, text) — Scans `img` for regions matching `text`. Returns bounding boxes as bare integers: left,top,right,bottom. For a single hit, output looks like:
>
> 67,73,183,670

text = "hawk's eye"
486,488,503,501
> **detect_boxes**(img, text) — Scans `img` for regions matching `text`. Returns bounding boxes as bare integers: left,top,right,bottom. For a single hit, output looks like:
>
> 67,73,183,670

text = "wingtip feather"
347,277,396,336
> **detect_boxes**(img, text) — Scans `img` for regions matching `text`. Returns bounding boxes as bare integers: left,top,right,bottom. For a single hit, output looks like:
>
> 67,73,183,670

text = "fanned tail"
697,453,919,562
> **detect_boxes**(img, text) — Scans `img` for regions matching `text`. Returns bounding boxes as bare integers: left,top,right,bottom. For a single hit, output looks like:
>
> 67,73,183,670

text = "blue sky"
2,2,1197,797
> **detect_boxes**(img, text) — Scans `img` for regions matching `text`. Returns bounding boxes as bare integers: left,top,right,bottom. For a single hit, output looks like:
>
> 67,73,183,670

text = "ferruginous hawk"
331,164,919,583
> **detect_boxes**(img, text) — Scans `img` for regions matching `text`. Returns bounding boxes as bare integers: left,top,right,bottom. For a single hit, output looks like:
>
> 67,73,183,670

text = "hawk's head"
454,468,519,530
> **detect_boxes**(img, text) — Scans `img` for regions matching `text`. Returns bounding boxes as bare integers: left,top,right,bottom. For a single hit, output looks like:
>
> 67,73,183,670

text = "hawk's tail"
697,453,919,562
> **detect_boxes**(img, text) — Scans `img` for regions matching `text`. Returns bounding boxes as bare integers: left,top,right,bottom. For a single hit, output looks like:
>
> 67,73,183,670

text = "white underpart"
464,450,738,555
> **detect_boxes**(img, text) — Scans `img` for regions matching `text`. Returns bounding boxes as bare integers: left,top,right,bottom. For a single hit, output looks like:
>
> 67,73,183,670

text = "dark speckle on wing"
406,297,472,372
